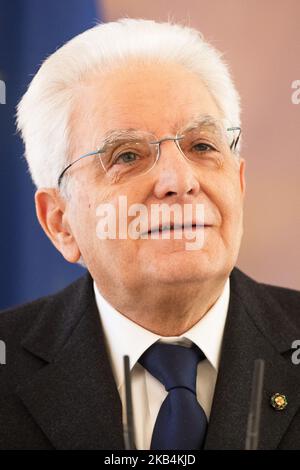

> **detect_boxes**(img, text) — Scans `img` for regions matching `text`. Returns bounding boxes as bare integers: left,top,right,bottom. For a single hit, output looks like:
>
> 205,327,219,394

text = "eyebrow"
178,114,221,134
97,129,146,151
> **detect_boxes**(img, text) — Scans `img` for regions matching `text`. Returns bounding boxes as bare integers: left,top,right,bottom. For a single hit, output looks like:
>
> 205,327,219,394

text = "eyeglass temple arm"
57,149,101,187
228,127,241,151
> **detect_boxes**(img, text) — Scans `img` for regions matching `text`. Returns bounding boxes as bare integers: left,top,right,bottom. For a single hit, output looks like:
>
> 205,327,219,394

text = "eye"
114,152,139,165
192,142,216,152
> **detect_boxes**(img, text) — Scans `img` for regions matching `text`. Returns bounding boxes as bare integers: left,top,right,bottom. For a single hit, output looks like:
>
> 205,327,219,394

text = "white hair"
16,18,241,191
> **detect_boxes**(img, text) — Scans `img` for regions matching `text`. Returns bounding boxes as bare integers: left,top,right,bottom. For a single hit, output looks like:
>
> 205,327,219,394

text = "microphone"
123,355,135,450
245,359,265,450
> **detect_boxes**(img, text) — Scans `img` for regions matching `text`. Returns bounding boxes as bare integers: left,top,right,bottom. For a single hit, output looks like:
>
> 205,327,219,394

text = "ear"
239,158,246,197
35,188,81,263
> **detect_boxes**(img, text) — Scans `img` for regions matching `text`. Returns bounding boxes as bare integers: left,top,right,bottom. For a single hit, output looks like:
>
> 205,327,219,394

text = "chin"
141,248,226,285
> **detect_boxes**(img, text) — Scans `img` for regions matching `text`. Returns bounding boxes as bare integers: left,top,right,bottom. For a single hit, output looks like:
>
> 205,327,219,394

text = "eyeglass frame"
57,124,241,188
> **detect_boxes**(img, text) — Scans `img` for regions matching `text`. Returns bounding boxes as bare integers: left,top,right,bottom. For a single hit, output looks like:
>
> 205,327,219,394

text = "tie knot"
139,342,205,394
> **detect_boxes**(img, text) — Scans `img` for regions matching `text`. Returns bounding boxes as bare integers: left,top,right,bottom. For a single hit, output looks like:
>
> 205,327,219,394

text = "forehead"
70,61,223,149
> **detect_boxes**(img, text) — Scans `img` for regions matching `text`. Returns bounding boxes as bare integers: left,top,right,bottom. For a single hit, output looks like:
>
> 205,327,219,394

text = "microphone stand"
123,355,135,450
245,359,265,450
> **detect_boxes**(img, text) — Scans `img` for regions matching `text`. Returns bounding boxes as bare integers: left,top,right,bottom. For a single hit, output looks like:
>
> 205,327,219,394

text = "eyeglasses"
57,116,241,187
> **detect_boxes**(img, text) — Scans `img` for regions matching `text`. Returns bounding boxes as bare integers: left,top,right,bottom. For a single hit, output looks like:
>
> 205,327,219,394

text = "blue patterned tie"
139,342,208,450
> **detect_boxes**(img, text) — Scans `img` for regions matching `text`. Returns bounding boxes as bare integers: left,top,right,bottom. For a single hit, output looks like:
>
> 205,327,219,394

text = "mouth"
145,223,211,236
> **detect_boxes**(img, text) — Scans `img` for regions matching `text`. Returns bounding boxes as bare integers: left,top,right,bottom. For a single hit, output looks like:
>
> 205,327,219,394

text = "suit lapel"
16,273,124,450
205,268,300,449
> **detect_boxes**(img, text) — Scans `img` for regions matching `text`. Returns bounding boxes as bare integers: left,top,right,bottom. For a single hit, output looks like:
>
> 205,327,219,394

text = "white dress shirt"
93,279,230,450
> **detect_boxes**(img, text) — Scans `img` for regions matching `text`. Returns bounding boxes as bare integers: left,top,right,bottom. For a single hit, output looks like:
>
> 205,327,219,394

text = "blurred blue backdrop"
0,0,100,309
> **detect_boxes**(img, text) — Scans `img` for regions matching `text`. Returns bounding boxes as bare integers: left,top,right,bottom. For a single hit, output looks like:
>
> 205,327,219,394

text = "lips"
146,222,210,235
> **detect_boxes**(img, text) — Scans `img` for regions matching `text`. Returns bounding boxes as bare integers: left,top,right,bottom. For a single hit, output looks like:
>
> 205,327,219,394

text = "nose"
152,139,201,201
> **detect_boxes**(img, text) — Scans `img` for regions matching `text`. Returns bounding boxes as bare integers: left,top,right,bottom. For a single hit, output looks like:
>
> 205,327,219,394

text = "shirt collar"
93,278,230,391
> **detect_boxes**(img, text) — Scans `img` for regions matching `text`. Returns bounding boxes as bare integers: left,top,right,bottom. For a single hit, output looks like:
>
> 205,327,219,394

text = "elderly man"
0,18,299,450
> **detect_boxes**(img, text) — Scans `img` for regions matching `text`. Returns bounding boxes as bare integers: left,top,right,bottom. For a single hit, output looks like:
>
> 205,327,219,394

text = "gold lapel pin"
270,393,288,410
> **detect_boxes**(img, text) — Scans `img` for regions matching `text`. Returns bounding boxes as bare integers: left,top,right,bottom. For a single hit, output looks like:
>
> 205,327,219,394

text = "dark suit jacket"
0,268,299,449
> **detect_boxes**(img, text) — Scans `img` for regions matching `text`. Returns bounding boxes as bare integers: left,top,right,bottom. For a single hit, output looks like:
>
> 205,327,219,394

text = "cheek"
208,173,243,227
95,186,150,228
67,190,95,243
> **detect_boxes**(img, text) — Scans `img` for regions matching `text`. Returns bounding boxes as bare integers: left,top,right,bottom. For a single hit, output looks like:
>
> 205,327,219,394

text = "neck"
94,275,228,336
